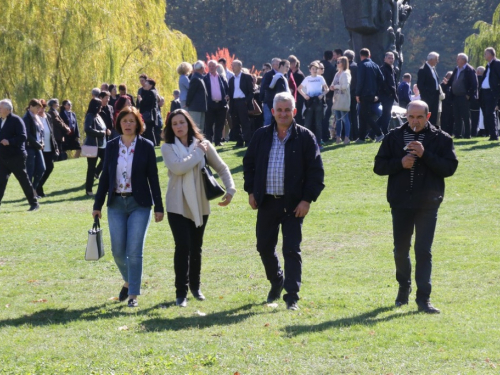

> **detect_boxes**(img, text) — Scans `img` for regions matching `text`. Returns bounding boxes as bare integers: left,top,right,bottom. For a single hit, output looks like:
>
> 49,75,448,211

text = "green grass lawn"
1,138,500,374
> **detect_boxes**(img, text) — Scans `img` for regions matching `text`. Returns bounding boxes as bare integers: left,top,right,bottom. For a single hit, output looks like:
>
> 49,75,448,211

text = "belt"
114,192,133,197
266,194,283,199
233,98,246,100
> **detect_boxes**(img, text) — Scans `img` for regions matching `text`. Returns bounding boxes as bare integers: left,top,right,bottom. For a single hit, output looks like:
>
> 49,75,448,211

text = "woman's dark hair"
118,84,127,92
86,98,102,115
109,84,117,93
39,99,47,108
25,98,42,111
163,109,204,144
115,106,145,135
146,79,156,88
61,99,71,108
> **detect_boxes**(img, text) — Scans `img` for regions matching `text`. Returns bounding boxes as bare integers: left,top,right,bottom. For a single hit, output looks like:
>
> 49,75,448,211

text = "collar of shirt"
119,136,137,149
273,126,292,143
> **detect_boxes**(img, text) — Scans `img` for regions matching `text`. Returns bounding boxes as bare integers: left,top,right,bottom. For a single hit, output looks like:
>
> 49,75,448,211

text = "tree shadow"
3,184,87,204
283,306,420,337
454,140,478,146
460,142,500,152
141,303,261,332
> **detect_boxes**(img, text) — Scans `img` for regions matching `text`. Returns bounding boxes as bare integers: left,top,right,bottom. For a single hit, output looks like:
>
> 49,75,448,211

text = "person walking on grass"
374,100,458,314
243,92,324,311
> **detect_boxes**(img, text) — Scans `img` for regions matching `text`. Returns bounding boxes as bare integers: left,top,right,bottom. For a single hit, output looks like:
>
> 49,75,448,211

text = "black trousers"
295,95,305,125
452,95,471,138
143,121,156,145
358,96,382,139
256,195,303,302
480,89,499,139
168,212,208,298
349,97,359,140
392,207,438,302
0,154,37,206
440,102,454,135
205,105,227,144
37,151,56,195
421,92,440,126
231,99,252,143
322,95,333,141
85,148,105,192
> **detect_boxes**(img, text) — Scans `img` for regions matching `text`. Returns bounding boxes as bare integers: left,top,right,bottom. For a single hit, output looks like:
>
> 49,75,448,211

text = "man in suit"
321,50,339,142
479,47,500,141
98,91,115,140
344,50,359,140
170,90,182,112
398,73,412,109
377,52,399,134
203,60,229,146
445,53,478,139
186,60,208,132
417,52,441,126
374,100,458,314
243,92,324,311
288,55,306,125
260,58,281,126
229,60,255,147
0,99,39,211
355,48,385,143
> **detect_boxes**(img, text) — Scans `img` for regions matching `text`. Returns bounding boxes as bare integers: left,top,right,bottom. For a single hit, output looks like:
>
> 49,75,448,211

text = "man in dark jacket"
321,50,338,142
356,48,385,143
98,91,115,140
260,58,281,126
229,60,255,147
479,47,500,140
417,52,441,126
0,99,39,211
204,60,229,146
397,73,412,109
243,92,324,311
186,60,208,132
374,100,458,314
445,53,478,138
377,52,399,134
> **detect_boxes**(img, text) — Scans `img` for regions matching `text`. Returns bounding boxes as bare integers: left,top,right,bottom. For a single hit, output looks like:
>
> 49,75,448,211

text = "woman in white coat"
330,56,352,145
161,109,236,307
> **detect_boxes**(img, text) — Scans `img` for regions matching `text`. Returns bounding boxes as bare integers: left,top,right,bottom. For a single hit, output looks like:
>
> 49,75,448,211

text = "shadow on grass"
3,183,87,204
283,306,419,336
141,303,259,332
460,142,500,152
454,140,479,146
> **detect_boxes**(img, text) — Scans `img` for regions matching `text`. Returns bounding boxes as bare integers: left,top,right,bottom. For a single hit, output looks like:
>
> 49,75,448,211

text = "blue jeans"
335,110,351,138
263,103,273,126
392,207,438,302
107,196,152,296
26,147,46,190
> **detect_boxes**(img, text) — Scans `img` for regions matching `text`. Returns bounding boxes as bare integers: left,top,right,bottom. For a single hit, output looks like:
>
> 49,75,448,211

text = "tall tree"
465,4,500,68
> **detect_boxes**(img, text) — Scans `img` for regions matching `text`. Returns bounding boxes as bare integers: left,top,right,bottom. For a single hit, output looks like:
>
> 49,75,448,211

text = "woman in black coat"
138,79,158,145
83,98,110,196
23,99,46,196
59,99,81,157
36,99,59,197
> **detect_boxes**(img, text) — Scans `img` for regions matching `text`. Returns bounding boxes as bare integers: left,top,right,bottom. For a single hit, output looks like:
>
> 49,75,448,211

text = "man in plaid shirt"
243,92,324,311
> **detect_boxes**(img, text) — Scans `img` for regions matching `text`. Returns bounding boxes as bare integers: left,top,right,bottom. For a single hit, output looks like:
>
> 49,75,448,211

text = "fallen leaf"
118,325,129,331
266,303,278,308
28,280,38,283
234,372,241,375
195,310,206,316
219,296,224,299
108,296,119,301
5,304,10,308
32,299,47,303
264,323,270,327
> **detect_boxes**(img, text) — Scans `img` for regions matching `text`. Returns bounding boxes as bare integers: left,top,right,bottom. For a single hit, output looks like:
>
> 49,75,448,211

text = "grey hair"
91,88,101,97
193,60,205,71
273,92,295,110
47,98,59,107
477,66,486,75
271,57,281,65
427,52,440,61
207,59,218,66
232,59,242,68
0,99,13,111
344,49,355,61
457,53,468,62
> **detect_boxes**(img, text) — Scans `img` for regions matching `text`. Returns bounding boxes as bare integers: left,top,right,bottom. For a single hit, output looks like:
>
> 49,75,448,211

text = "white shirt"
482,63,491,89
301,75,327,97
0,118,5,129
225,69,235,81
233,73,246,99
426,62,439,90
42,117,52,152
115,137,136,193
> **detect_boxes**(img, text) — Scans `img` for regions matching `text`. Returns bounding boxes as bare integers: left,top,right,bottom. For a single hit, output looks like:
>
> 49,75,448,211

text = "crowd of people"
0,45,498,312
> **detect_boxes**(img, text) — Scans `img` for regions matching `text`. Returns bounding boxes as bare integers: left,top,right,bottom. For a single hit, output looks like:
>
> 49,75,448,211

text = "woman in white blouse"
36,99,59,197
161,109,236,307
92,106,164,308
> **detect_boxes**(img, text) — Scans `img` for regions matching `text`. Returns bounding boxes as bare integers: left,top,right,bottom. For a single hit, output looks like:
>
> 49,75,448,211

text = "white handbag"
85,216,105,261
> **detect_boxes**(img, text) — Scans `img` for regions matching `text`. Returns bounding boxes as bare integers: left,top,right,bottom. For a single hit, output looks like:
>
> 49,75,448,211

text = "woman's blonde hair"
176,62,193,75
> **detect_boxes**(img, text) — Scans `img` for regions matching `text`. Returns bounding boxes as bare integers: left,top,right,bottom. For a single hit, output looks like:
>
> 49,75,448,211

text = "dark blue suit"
0,113,37,206
203,73,229,144
93,136,164,213
480,58,500,140
397,81,412,108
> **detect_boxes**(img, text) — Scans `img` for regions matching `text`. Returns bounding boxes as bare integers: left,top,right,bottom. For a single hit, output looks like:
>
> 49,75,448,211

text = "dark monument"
341,0,412,79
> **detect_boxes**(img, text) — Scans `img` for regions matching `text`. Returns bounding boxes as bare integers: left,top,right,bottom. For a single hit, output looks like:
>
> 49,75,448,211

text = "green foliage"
1,138,500,373
0,0,196,123
465,3,500,68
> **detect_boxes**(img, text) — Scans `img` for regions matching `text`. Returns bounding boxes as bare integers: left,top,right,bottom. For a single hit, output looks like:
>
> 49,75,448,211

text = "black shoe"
191,290,205,301
119,286,129,302
127,298,138,307
395,286,412,307
416,300,440,314
354,139,365,144
235,142,244,148
176,297,187,307
286,300,299,310
266,282,284,303
488,137,499,141
28,203,40,212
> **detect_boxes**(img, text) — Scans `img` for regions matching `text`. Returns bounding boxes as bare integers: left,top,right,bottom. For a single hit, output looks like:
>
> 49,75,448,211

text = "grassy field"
0,137,499,374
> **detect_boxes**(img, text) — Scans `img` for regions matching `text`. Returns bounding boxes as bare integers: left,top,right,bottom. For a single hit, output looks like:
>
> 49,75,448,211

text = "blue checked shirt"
266,127,291,195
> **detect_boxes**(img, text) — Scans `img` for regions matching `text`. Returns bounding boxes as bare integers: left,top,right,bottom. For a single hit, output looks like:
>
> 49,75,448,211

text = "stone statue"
341,0,412,79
